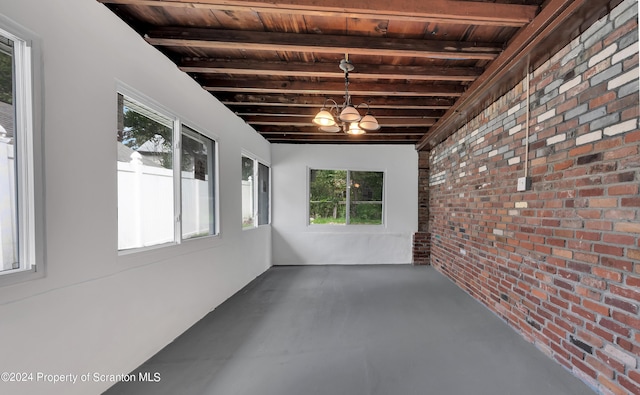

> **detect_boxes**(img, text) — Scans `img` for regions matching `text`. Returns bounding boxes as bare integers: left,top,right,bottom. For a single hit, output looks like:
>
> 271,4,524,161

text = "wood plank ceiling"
98,0,617,148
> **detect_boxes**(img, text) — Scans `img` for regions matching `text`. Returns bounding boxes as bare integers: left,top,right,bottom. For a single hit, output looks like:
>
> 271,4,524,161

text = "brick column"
413,150,431,265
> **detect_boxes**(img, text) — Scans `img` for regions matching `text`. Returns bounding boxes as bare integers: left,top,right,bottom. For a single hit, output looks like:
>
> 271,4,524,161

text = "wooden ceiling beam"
264,134,422,143
203,79,465,97
180,59,483,82
257,125,427,132
145,28,502,60
245,116,436,126
232,107,446,117
99,0,538,27
257,126,427,135
267,141,420,145
261,132,425,137
219,94,455,109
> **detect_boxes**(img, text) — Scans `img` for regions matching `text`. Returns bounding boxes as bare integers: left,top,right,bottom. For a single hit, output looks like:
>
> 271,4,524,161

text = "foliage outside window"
117,91,218,252
309,169,384,225
117,94,175,250
242,155,270,229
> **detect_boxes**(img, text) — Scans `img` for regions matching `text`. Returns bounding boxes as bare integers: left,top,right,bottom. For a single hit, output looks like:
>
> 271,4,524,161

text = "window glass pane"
117,93,174,250
181,126,215,239
350,171,383,225
309,169,346,225
0,34,18,272
258,162,269,225
241,156,255,228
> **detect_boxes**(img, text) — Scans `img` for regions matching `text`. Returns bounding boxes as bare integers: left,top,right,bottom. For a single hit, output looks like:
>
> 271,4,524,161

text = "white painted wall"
271,144,418,265
0,1,271,394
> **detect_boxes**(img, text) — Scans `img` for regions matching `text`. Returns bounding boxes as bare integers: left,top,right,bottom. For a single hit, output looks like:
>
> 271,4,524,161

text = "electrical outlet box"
517,176,531,192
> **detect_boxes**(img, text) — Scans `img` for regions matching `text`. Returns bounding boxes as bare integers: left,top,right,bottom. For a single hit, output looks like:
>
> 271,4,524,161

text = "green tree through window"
309,169,383,225
350,171,384,224
0,39,12,105
117,94,173,169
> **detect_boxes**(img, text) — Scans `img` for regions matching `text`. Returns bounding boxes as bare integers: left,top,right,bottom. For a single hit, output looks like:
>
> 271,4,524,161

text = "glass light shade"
339,105,361,122
320,124,341,133
359,114,380,131
347,122,365,135
313,110,336,126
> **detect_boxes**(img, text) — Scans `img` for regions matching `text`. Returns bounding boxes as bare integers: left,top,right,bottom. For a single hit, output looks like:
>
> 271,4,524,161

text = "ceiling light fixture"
313,55,380,135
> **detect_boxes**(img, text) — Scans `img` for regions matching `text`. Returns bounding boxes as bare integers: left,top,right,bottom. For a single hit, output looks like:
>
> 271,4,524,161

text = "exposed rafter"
220,95,456,110
98,0,538,27
257,126,427,134
180,59,483,82
203,79,465,97
244,116,436,127
101,0,617,146
145,28,503,60
232,107,445,118
265,134,424,143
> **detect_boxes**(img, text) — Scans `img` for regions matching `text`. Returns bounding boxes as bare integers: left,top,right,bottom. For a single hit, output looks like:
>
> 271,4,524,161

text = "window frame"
180,124,218,240
0,15,44,286
116,88,179,253
307,168,385,227
241,154,256,229
241,152,271,230
116,82,219,255
257,162,270,226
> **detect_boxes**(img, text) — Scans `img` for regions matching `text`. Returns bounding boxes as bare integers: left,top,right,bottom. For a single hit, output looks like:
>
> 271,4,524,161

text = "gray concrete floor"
104,265,594,395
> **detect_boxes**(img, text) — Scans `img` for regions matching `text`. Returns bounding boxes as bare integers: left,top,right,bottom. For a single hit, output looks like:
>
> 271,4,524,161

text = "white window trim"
116,84,179,255
306,167,386,228
241,153,257,230
257,162,271,226
241,150,271,230
0,15,45,286
116,82,221,255
181,123,219,240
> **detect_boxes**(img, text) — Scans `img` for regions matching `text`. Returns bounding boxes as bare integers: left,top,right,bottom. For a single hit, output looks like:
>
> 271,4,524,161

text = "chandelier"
312,55,380,135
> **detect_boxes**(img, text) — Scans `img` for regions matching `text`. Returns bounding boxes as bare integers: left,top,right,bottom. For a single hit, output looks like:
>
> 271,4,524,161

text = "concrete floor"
104,265,594,395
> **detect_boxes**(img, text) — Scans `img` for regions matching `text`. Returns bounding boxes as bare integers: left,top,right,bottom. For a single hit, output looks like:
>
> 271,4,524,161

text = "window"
242,155,270,228
117,93,176,250
241,156,255,228
309,169,384,225
0,22,41,280
117,89,218,252
181,126,216,239
349,171,384,224
257,163,270,225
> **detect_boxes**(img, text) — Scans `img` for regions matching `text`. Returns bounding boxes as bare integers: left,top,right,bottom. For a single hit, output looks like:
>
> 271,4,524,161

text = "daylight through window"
309,169,384,225
117,91,219,252
242,155,270,229
0,26,37,277
0,32,19,273
117,94,175,250
181,126,216,239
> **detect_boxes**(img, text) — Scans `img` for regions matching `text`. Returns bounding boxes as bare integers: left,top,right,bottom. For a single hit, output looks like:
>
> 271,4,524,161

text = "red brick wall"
427,1,640,393
414,151,431,265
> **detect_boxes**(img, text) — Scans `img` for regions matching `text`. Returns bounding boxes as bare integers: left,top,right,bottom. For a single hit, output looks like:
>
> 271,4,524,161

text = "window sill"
0,266,44,287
